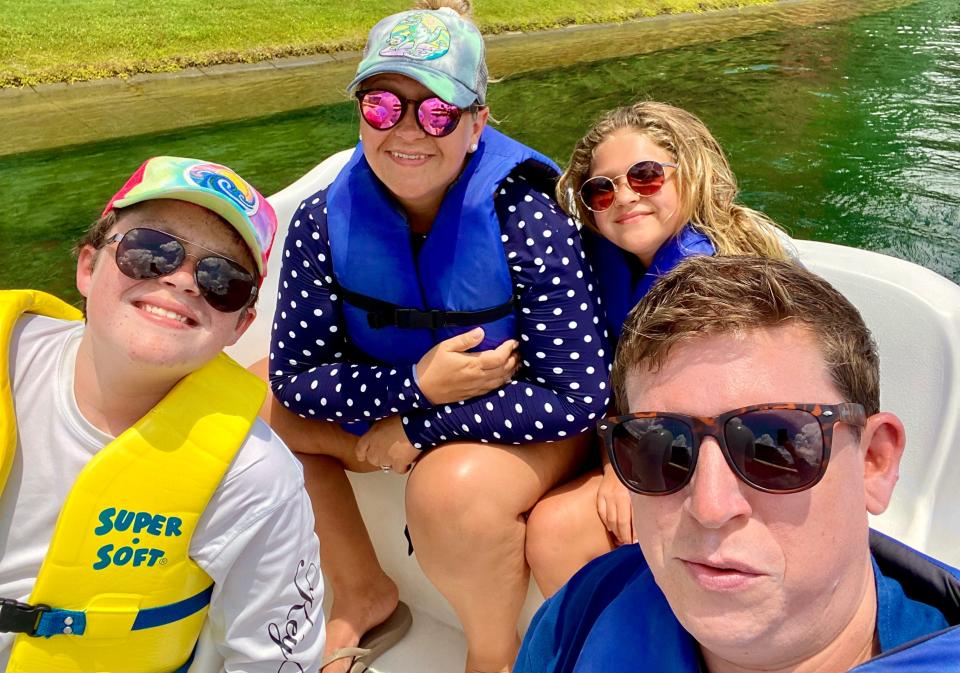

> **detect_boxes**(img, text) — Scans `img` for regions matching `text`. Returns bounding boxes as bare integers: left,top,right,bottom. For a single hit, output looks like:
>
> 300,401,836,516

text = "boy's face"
625,325,877,669
76,199,256,380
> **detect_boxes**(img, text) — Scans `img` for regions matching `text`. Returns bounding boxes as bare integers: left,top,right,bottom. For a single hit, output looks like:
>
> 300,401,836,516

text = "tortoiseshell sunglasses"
597,403,866,495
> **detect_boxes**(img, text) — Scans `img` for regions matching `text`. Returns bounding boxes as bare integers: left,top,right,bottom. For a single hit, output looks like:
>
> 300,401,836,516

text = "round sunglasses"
355,89,477,138
101,227,257,313
598,403,866,495
579,160,678,213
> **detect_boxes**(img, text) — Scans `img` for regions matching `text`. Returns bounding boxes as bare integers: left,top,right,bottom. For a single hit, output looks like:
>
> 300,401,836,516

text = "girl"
525,101,791,598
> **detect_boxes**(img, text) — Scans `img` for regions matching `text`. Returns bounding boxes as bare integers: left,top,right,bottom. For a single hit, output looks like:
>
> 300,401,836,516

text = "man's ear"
861,412,906,515
76,245,97,299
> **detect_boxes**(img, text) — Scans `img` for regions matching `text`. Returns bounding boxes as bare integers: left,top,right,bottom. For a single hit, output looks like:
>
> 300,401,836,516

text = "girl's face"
588,129,685,267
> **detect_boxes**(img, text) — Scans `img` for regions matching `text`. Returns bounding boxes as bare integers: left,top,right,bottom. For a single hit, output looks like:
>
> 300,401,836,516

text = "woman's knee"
526,493,582,572
406,448,524,542
526,473,604,570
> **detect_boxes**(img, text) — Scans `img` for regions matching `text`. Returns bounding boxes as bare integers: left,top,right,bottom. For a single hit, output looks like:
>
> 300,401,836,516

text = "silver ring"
380,465,392,473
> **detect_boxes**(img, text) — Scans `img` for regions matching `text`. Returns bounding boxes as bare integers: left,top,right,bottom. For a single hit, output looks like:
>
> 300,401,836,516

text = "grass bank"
1,0,773,88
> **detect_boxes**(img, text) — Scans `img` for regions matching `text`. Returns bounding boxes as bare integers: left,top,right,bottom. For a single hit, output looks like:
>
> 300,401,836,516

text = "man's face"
76,199,256,380
626,325,875,667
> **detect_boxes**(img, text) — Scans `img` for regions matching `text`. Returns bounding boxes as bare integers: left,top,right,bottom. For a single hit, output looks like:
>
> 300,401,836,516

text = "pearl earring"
469,143,478,153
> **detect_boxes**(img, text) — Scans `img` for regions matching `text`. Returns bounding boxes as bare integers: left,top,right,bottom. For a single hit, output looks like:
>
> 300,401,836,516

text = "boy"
0,157,324,672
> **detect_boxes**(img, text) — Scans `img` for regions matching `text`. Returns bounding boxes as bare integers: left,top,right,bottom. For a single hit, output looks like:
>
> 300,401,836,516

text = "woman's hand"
356,416,421,474
415,328,519,405
597,463,636,545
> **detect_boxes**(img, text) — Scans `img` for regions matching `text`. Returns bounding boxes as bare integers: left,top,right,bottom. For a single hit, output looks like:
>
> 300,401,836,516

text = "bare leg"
405,434,590,672
249,358,398,673
525,469,618,598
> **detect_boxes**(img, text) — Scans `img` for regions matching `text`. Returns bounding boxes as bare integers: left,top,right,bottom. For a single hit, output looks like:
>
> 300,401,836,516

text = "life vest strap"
338,285,516,330
132,584,213,631
1,584,213,638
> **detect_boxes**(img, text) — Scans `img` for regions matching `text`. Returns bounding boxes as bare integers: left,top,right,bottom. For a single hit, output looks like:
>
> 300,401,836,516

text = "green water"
2,0,958,302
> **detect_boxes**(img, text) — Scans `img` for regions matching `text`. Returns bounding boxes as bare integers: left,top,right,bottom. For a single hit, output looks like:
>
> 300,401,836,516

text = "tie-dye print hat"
347,6,487,107
102,156,277,276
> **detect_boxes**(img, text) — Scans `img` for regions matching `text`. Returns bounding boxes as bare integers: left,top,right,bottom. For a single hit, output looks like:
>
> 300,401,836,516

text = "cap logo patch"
379,13,450,61
186,164,259,215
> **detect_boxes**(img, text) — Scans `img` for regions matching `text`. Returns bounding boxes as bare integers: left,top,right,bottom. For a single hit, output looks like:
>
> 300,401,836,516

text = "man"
0,157,324,672
516,256,959,672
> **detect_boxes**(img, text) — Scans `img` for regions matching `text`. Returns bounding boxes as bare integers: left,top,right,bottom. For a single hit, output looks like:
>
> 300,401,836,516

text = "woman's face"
588,129,685,267
358,73,488,221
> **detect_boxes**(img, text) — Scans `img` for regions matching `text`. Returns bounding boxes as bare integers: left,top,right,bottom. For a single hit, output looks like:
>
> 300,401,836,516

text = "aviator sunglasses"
101,227,257,313
355,89,478,138
579,160,678,213
598,403,866,495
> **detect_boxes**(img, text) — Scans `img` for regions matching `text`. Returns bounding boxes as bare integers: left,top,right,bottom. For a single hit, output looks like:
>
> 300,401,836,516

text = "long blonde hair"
557,101,788,260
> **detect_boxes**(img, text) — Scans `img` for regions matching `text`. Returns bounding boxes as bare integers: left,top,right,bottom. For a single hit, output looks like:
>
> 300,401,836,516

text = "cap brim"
348,62,478,108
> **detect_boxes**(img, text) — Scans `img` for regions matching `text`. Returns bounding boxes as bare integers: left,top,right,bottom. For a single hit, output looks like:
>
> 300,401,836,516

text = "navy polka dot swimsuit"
269,168,612,450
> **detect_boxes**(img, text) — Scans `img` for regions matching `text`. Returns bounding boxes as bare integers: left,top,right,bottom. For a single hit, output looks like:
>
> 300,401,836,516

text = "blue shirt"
516,538,957,673
873,555,950,650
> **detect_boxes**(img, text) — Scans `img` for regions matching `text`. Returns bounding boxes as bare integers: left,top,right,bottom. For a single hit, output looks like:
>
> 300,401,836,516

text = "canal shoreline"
1,0,912,158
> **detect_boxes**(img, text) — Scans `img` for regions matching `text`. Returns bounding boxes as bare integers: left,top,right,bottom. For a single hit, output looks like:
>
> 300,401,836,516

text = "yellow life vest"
0,290,266,673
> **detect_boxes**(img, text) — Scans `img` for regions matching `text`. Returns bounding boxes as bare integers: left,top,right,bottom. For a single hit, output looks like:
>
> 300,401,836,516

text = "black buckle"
368,309,446,330
366,311,388,329
396,309,445,329
0,598,50,635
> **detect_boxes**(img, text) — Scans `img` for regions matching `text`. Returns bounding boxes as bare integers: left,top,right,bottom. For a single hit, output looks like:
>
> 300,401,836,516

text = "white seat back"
228,149,355,369
795,240,960,565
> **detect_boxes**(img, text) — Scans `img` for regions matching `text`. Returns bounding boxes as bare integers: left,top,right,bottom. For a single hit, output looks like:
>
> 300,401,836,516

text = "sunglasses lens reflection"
580,178,617,212
626,161,666,196
195,257,256,312
116,228,185,279
612,417,695,493
725,409,823,491
360,91,403,130
418,97,463,137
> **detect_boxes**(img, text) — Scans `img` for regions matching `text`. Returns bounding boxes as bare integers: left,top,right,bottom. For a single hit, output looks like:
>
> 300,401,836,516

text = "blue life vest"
516,530,960,673
583,224,715,341
326,127,559,365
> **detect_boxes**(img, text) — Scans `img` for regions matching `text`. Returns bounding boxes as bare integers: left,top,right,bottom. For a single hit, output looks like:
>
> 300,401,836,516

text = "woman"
261,1,608,671
525,101,791,598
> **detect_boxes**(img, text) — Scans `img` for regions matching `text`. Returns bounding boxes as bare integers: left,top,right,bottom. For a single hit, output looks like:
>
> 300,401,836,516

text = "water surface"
2,0,957,300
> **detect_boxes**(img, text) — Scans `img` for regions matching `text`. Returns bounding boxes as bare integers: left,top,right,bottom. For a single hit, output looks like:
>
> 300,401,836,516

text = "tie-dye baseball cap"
102,156,277,276
347,7,486,108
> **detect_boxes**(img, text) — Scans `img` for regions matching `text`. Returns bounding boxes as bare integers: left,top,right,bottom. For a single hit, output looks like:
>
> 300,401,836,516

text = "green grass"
0,0,773,87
